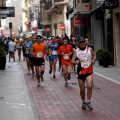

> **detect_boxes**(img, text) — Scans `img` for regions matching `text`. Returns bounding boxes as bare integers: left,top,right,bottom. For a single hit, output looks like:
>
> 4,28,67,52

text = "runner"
71,36,96,110
57,35,63,71
26,36,36,77
24,37,31,74
58,37,73,87
47,36,58,78
31,35,47,86
85,38,96,86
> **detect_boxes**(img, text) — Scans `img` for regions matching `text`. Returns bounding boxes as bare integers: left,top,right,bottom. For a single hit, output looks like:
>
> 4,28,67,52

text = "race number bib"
25,49,29,54
81,60,89,68
52,50,57,55
37,52,43,58
63,54,69,60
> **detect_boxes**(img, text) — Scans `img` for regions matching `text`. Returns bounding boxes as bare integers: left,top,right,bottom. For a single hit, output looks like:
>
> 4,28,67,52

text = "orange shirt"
32,43,46,58
58,44,73,66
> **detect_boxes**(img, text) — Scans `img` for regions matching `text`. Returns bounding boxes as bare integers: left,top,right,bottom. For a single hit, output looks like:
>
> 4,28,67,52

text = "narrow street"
18,59,120,120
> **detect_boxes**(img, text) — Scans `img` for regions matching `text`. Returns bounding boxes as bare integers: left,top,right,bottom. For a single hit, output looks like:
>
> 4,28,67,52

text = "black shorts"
34,58,45,66
29,57,34,62
25,54,29,58
77,73,92,81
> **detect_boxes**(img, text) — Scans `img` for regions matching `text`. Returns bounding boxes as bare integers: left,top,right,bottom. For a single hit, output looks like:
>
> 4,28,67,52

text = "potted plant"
0,46,6,70
96,49,104,66
100,49,112,67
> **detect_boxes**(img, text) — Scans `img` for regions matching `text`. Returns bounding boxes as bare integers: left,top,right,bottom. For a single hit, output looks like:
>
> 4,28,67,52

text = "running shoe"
32,73,34,78
53,74,56,78
58,67,61,71
86,102,93,110
67,74,71,80
64,82,68,87
49,69,52,74
81,102,86,110
37,83,41,86
27,71,30,74
41,76,44,82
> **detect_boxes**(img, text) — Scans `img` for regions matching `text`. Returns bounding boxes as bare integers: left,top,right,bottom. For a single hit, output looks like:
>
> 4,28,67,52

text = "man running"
72,36,96,110
48,36,58,78
58,37,73,87
31,35,47,86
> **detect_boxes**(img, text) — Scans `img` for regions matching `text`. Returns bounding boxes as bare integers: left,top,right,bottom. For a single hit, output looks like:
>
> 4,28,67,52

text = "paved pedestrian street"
18,59,120,120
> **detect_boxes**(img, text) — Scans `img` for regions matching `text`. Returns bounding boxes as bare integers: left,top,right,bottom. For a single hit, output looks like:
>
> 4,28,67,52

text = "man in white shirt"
8,39,16,62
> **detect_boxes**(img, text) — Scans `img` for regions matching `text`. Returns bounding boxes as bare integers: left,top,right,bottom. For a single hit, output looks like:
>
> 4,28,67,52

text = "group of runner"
8,35,96,111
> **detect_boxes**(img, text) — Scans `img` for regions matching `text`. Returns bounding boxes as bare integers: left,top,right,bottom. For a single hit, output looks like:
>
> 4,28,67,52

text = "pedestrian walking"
8,39,16,62
72,36,96,110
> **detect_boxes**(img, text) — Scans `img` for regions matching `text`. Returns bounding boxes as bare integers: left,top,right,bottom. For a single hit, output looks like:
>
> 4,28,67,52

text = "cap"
37,35,42,38
78,36,85,42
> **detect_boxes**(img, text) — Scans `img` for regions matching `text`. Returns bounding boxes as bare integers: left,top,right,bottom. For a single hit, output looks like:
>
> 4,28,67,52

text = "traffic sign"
46,27,50,32
60,24,65,30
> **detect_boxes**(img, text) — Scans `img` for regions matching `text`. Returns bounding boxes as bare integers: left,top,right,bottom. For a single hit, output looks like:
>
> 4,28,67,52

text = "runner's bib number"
25,49,29,54
63,54,69,60
37,52,43,58
52,50,57,55
81,60,89,68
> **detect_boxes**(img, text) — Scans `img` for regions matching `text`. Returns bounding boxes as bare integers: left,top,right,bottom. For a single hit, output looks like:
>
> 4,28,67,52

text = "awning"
54,1,68,6
0,31,17,37
91,3,103,13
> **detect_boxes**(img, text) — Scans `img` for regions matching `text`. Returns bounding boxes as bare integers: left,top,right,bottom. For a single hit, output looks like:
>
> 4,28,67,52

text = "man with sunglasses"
31,35,47,86
58,37,73,87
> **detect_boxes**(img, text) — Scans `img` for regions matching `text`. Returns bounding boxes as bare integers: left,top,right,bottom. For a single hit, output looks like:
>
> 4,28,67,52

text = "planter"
0,59,6,70
102,58,109,68
98,59,103,66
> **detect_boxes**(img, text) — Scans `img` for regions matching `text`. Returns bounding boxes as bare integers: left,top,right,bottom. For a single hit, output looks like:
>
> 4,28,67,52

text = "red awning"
0,31,17,37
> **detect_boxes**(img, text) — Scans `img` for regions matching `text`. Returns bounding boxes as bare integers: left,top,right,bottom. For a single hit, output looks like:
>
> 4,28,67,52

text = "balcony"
54,0,64,2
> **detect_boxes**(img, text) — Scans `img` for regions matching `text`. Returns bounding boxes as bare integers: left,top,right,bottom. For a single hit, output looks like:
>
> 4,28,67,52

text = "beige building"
40,0,70,37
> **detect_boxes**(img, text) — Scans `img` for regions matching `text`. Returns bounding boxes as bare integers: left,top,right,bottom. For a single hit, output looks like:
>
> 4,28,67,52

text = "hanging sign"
103,0,119,9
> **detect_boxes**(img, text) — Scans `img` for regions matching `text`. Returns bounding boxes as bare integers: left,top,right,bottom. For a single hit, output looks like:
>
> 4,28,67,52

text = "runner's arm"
71,51,79,65
90,48,96,64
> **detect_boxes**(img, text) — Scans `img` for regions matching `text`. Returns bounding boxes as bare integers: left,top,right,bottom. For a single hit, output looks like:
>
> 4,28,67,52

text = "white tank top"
76,47,92,68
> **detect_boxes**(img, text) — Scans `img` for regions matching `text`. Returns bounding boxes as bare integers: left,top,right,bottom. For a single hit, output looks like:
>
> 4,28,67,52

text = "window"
73,0,76,8
82,0,90,3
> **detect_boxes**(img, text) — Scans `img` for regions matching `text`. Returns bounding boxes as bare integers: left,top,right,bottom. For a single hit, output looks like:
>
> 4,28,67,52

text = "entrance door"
107,18,114,65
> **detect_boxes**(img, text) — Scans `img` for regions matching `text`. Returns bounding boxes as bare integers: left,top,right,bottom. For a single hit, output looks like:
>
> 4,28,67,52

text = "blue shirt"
49,42,58,51
26,41,34,48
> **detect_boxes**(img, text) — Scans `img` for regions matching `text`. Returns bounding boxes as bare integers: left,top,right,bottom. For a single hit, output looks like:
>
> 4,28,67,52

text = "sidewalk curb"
94,72,120,85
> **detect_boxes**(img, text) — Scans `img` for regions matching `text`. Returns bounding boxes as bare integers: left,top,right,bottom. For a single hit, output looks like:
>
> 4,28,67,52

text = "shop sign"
104,0,119,9
74,17,87,27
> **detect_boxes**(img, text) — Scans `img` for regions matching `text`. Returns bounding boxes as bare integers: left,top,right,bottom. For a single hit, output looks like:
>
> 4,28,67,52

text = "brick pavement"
19,60,120,120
